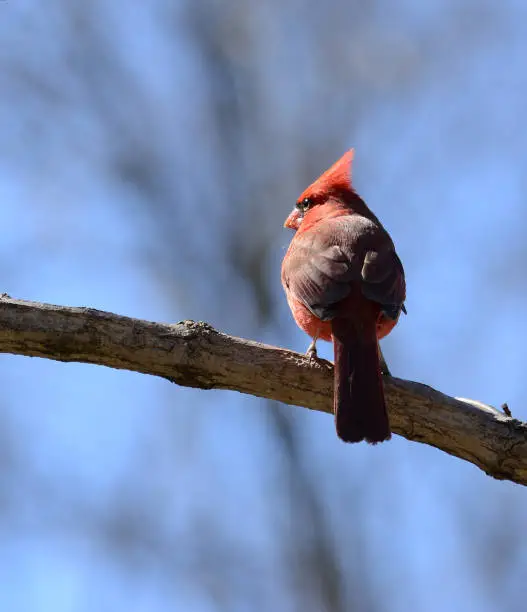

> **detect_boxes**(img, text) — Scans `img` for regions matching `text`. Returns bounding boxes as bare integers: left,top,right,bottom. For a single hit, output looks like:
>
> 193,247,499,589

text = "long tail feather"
332,317,391,444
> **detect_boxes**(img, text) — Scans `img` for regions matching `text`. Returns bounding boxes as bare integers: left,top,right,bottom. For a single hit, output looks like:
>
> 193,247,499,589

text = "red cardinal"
281,150,406,443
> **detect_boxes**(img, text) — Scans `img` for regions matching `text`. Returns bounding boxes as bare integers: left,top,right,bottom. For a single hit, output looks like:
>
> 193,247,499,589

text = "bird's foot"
305,339,319,361
380,360,392,377
378,345,392,376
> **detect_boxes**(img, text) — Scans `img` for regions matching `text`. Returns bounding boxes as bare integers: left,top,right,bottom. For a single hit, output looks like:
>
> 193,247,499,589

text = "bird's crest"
304,149,354,199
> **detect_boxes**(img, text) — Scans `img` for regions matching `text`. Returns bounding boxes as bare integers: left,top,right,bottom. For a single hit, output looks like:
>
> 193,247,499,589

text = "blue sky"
1,1,527,611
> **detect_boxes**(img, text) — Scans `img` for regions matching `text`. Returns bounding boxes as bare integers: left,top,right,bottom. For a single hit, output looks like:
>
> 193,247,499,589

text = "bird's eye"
296,197,313,213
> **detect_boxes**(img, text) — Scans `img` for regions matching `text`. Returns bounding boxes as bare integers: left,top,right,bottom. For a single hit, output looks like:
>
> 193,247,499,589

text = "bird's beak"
284,209,301,230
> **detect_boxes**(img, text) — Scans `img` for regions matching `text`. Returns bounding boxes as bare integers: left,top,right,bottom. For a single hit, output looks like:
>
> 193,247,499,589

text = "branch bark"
0,294,526,485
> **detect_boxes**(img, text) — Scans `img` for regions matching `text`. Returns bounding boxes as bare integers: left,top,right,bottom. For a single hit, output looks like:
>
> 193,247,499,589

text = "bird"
281,149,406,443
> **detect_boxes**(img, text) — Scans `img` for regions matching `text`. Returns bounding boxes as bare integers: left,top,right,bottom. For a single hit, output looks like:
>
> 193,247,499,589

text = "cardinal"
281,150,406,443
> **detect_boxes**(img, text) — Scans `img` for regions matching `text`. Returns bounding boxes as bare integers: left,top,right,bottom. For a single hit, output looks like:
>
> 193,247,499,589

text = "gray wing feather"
361,250,406,319
283,216,405,320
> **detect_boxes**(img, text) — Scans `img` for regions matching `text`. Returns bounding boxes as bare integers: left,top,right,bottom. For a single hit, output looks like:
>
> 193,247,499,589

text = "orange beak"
284,208,302,230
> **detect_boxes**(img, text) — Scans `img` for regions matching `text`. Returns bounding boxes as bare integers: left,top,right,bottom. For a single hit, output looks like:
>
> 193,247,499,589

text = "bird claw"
380,361,392,376
305,339,319,361
378,345,392,376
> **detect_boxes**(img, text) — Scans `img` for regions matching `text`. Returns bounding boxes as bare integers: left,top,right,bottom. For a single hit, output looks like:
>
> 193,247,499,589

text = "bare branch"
1,295,526,485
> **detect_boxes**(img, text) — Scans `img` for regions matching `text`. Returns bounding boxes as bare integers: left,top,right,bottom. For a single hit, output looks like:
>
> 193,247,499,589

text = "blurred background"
1,1,526,610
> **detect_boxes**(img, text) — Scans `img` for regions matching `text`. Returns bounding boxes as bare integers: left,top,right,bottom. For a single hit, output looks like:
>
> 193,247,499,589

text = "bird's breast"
286,295,333,342
286,292,398,344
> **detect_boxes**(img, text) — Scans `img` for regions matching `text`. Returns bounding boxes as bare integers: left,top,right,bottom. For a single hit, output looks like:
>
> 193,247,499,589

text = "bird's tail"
332,316,391,444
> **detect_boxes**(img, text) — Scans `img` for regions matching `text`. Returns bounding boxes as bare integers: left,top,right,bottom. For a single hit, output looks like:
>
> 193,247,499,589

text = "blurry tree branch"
1,295,526,486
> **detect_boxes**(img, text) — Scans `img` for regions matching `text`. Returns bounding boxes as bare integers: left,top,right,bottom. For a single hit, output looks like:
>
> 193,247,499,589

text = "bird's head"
284,149,356,231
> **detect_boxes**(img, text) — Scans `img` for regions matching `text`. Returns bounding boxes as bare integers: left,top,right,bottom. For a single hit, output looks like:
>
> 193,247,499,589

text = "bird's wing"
282,215,405,320
361,248,406,319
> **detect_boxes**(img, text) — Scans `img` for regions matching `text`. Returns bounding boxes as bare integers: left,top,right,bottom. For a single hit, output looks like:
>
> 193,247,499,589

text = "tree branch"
0,294,525,485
